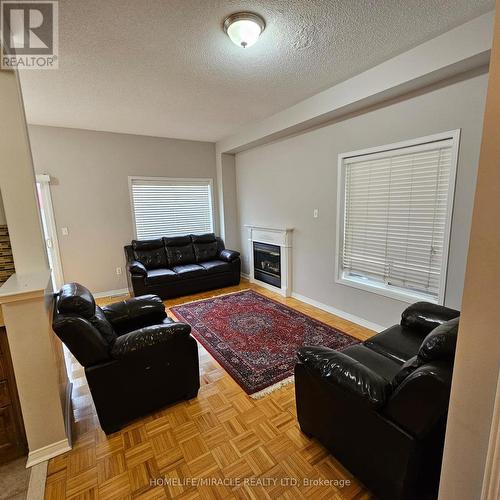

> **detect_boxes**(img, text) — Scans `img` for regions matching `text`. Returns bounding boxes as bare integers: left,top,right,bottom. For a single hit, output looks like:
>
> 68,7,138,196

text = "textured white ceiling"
19,0,494,142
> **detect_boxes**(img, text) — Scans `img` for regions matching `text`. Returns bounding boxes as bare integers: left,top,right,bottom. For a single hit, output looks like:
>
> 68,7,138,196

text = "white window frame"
335,130,460,305
36,174,65,290
128,176,216,239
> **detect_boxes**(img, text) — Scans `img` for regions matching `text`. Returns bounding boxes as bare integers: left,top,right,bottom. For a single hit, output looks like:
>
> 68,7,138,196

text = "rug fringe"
249,376,295,399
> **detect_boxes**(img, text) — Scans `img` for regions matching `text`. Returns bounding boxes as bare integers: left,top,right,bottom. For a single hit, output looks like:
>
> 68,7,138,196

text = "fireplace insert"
253,242,281,288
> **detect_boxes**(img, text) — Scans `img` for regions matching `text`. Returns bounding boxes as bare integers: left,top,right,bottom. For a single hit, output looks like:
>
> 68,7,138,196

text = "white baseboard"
245,271,385,331
93,288,129,299
27,460,48,499
250,277,289,297
291,291,385,332
26,439,72,468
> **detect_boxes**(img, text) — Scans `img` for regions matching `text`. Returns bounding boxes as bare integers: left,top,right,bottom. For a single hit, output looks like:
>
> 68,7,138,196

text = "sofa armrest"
111,322,191,359
219,249,240,262
102,295,167,331
401,302,460,336
129,260,147,277
297,346,391,408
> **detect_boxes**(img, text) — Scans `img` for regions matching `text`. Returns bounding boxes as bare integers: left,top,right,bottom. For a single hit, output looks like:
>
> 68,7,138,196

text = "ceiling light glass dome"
223,12,265,48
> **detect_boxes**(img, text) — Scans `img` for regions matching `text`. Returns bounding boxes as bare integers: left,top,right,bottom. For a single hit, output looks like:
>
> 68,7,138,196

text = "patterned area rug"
171,290,359,398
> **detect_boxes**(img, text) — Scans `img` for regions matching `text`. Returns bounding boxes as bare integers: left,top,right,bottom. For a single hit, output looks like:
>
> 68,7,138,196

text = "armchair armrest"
102,295,167,334
129,260,147,276
111,323,191,359
401,302,460,336
383,361,453,437
219,249,240,262
297,346,391,408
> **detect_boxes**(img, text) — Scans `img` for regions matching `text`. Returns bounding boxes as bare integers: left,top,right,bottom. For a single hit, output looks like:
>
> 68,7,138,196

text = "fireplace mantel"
246,225,293,296
244,224,294,233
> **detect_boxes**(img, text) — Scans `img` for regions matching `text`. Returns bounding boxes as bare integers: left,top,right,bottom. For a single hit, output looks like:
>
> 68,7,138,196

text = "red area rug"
171,290,359,398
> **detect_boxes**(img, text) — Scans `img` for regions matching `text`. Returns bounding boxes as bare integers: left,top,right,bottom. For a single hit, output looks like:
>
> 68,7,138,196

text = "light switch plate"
313,208,319,218
61,227,69,235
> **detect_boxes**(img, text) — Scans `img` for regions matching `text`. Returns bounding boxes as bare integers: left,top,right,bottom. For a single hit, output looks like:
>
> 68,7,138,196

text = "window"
129,177,214,239
336,131,460,304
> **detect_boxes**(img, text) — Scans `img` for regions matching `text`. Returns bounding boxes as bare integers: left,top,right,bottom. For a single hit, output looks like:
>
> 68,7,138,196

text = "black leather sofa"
124,233,241,299
295,302,460,500
52,283,200,434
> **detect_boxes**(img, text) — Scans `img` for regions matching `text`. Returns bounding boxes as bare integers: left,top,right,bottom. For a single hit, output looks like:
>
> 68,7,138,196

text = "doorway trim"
36,174,64,290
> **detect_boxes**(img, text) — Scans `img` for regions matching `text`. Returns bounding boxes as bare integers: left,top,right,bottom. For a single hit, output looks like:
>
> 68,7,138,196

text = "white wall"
28,126,217,294
440,6,500,497
235,71,488,328
0,70,68,467
0,71,47,275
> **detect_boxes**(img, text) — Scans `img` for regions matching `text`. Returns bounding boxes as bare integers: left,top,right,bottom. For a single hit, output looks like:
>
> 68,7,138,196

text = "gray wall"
28,126,216,294
235,71,488,328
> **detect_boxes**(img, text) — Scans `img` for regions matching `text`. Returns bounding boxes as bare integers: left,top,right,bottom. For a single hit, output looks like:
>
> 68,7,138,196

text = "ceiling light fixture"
223,12,265,48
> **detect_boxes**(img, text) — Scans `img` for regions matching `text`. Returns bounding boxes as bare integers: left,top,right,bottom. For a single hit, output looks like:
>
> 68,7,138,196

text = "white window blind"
339,135,458,302
130,178,214,239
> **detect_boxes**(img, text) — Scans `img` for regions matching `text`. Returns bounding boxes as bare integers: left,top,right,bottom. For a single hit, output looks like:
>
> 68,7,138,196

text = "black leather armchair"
52,283,200,434
295,302,460,500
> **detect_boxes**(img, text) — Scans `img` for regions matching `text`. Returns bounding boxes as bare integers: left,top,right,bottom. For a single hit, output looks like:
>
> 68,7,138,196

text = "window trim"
335,130,461,305
128,176,216,240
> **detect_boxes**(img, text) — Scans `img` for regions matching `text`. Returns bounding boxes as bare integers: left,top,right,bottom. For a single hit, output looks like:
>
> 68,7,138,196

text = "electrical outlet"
116,267,122,276
313,208,319,218
61,227,69,236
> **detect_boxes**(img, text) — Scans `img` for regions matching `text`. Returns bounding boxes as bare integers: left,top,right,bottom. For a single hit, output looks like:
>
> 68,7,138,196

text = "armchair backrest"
52,283,116,367
400,301,460,335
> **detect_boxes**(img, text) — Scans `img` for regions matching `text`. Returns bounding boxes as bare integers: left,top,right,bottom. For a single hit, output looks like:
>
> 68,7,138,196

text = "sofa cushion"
418,317,459,362
164,236,196,266
191,233,216,244
164,235,192,247
341,344,402,381
58,282,96,319
192,233,218,263
146,268,179,285
363,324,423,364
132,239,168,270
172,264,207,278
198,260,231,274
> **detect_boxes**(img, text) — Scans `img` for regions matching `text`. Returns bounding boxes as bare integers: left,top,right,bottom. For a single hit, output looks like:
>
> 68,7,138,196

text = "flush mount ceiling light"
223,12,265,48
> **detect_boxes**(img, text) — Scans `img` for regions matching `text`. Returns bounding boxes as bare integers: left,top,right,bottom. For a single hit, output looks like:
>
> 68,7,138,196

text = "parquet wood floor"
45,280,376,499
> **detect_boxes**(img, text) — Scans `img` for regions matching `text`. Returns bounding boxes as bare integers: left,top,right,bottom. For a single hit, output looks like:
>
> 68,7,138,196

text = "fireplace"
246,225,293,297
253,242,281,288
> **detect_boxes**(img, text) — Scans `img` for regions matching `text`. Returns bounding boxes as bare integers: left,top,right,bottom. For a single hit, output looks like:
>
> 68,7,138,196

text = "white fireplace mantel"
246,225,293,297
